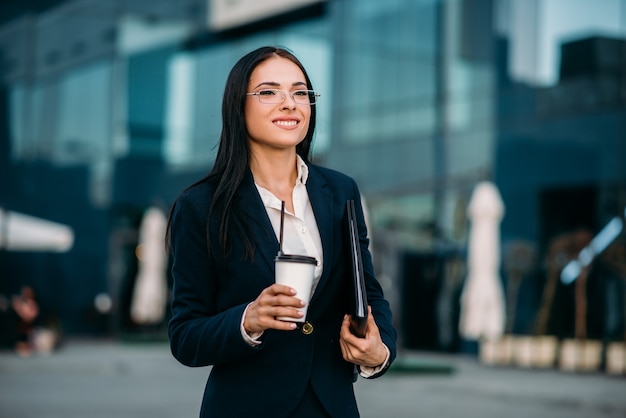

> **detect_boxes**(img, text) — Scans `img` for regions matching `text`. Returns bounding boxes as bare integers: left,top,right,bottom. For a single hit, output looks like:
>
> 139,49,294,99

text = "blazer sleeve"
351,182,398,378
168,190,262,367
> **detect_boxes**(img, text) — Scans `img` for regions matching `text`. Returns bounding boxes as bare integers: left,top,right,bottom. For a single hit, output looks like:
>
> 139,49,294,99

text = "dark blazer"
168,163,397,418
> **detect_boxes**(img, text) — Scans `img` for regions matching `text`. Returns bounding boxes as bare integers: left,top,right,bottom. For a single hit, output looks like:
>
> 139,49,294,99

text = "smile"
273,120,299,127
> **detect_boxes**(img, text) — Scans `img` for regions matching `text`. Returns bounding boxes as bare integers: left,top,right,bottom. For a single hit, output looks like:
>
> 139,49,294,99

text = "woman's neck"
250,150,298,212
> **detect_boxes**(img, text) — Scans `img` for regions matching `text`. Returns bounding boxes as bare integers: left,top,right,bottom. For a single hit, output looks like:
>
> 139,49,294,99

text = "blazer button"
301,321,313,335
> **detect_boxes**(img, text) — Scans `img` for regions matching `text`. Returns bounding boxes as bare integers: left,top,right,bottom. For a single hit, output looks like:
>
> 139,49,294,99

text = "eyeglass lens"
256,89,317,104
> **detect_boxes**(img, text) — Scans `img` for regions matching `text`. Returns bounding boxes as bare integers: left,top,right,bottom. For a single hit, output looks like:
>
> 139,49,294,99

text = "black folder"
346,200,368,338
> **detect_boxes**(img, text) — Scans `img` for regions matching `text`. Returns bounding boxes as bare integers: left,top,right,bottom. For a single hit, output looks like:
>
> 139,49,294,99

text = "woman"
167,46,397,417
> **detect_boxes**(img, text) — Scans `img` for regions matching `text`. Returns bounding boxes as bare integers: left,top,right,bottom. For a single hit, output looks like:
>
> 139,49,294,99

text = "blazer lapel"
238,171,279,273
305,166,335,303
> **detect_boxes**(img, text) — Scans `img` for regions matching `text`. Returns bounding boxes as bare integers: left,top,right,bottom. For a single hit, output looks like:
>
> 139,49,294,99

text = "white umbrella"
459,181,506,341
130,206,168,325
0,208,74,252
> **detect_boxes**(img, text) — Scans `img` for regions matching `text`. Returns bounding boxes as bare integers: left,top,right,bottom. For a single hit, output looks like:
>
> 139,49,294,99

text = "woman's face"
245,56,311,153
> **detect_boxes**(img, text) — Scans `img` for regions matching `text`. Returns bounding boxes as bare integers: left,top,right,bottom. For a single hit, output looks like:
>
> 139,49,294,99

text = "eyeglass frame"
246,89,320,105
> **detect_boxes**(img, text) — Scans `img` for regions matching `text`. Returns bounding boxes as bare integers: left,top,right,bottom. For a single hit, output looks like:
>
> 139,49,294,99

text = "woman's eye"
293,90,308,96
258,90,276,96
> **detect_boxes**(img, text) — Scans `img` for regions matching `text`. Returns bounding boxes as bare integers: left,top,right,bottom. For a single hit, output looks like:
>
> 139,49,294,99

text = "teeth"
274,120,298,127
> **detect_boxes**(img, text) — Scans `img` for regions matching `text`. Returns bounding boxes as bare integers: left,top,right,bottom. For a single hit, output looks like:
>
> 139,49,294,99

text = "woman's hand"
243,284,305,334
339,306,388,368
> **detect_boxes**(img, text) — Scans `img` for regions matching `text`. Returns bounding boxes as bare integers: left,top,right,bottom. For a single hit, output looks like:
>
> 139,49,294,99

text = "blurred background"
0,0,625,371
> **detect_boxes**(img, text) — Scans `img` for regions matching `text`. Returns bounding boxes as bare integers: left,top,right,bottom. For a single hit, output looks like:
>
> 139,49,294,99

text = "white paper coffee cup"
274,254,317,322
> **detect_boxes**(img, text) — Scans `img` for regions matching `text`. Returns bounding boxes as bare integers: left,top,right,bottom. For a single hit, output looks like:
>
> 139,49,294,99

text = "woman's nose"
281,92,297,109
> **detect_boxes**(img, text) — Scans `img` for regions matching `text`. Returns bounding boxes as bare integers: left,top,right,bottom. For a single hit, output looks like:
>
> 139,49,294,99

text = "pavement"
0,339,625,418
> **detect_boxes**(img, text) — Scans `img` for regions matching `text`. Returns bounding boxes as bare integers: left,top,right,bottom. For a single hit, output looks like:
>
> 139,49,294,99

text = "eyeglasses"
246,89,320,105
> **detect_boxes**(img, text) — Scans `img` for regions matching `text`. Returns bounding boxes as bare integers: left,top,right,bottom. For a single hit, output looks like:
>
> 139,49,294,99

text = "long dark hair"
167,46,317,259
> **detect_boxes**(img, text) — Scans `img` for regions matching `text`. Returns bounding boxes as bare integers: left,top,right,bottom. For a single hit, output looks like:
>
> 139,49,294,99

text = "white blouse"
254,155,324,295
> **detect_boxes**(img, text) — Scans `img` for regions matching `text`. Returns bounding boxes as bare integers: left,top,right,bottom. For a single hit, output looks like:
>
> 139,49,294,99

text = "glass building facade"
1,0,625,353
